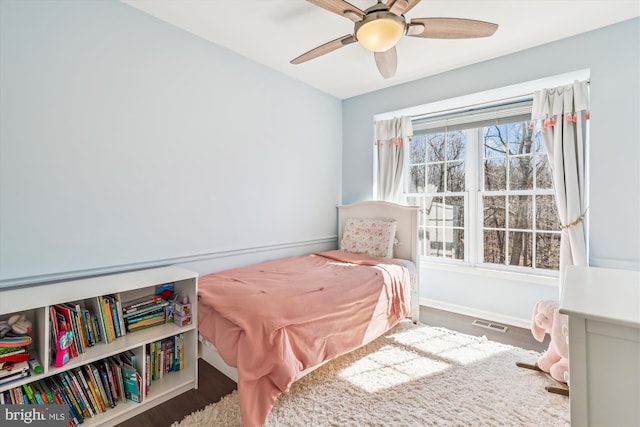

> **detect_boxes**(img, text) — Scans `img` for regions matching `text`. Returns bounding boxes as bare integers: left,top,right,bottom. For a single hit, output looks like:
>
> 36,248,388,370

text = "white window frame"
374,69,591,284
409,119,559,276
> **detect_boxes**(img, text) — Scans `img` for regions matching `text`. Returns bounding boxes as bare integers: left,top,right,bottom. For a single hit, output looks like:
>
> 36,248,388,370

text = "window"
405,101,561,273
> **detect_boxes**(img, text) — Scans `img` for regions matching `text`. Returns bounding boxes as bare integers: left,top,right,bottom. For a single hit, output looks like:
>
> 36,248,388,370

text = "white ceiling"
122,0,639,99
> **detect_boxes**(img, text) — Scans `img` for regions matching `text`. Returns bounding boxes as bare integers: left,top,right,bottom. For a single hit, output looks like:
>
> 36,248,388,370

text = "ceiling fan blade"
306,0,364,22
388,0,422,15
374,47,397,79
408,18,498,39
290,35,356,65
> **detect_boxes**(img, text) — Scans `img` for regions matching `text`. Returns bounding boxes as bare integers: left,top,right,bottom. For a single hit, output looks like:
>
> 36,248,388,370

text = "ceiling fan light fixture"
355,12,405,52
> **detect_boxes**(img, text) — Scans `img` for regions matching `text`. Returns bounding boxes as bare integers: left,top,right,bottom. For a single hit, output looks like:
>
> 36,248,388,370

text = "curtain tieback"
560,208,589,231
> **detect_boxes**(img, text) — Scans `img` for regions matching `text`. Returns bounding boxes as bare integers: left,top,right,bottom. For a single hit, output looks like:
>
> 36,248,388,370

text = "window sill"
421,260,559,287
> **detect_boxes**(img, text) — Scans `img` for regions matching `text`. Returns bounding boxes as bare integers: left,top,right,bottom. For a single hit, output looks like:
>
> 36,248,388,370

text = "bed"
197,201,419,427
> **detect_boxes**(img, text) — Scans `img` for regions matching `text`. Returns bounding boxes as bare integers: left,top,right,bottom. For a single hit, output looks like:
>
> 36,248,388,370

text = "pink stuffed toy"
531,300,569,384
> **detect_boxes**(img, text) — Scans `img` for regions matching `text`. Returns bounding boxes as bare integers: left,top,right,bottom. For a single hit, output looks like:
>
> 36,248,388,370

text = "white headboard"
337,201,420,322
337,201,418,264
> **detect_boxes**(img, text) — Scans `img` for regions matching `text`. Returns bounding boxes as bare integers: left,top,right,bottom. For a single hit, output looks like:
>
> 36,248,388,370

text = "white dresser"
560,266,640,427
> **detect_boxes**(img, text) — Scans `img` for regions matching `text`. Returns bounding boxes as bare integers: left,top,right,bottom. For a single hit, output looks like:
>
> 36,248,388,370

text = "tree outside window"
406,117,560,273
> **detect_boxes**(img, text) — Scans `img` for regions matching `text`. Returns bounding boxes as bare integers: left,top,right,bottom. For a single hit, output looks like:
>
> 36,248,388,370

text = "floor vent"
472,319,509,333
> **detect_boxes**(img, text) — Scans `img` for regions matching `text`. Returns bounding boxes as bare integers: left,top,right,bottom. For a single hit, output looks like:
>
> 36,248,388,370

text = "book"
96,361,116,408
120,361,142,403
97,296,116,343
120,349,137,369
21,383,36,404
53,304,79,359
60,304,81,355
80,309,93,347
112,293,127,338
48,376,82,426
10,387,19,404
30,383,43,404
145,353,150,397
91,311,102,343
16,385,25,404
0,346,28,363
82,365,106,413
62,301,86,354
123,301,169,319
105,295,122,338
74,367,100,416
68,302,89,353
29,382,45,405
155,282,175,298
111,359,124,405
122,295,162,314
0,360,30,385
147,342,156,381
88,363,110,410
63,370,93,418
52,375,84,424
125,310,165,328
36,380,55,405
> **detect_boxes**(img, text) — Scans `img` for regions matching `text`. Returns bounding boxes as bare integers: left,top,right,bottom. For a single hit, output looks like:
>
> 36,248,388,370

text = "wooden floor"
117,306,548,427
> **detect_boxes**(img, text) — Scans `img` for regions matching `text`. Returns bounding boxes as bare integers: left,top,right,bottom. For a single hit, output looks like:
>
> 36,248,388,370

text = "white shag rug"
174,321,569,427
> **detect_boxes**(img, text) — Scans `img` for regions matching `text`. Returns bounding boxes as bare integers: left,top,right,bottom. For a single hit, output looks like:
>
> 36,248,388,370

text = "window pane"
535,154,553,189
509,156,534,190
446,196,465,227
507,122,533,155
483,196,506,228
410,135,426,163
508,195,532,229
425,226,443,257
427,163,444,192
484,230,505,264
429,196,445,225
508,122,525,144
508,231,532,267
406,113,563,273
447,160,465,192
536,195,560,230
532,130,546,154
484,125,508,158
452,228,465,260
426,133,445,162
484,158,507,190
408,165,426,193
447,131,465,160
536,233,561,270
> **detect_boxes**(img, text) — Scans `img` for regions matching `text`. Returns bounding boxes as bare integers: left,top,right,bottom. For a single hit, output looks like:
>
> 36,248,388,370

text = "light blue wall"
0,0,342,285
342,18,640,324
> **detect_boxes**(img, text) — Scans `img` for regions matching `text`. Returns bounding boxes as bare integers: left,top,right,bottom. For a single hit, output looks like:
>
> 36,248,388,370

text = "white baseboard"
420,297,531,330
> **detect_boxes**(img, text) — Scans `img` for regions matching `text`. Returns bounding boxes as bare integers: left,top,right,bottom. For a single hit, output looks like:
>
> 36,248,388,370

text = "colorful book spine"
104,297,117,343
89,363,111,410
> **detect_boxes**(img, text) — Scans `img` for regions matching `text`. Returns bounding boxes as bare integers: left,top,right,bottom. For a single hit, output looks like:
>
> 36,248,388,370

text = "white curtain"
375,116,413,202
532,80,589,294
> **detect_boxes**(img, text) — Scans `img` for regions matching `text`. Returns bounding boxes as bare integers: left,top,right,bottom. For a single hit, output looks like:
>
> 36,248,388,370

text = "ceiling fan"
290,0,498,78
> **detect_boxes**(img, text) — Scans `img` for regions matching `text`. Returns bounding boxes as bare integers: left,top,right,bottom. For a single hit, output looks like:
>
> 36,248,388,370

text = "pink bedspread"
197,250,412,427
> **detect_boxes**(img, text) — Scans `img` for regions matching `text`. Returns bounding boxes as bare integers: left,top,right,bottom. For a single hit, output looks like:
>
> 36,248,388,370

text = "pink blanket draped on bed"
197,250,412,427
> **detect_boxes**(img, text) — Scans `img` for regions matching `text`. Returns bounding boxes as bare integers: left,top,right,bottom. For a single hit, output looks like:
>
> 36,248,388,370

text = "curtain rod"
410,79,590,122
375,74,591,123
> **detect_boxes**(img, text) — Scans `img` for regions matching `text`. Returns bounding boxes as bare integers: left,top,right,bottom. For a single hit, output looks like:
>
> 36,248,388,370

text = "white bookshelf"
0,266,198,427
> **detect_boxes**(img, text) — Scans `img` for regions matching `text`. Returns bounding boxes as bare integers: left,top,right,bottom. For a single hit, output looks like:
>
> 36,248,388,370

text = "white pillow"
340,217,397,259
